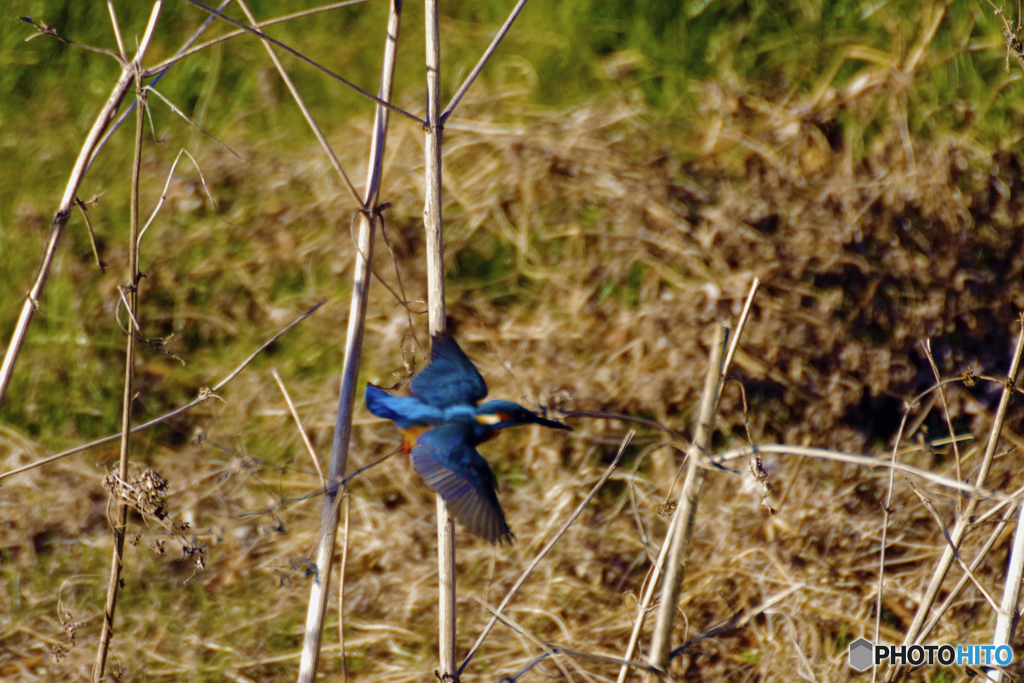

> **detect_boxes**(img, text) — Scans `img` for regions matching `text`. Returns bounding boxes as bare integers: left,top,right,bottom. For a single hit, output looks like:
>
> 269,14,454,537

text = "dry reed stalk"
338,495,351,683
141,1,368,80
884,318,1024,682
618,281,759,683
644,324,728,681
0,7,163,408
296,0,403,678
922,340,965,504
422,0,458,676
920,502,1019,642
92,7,163,676
721,278,759,382
992,490,1024,676
93,1,353,165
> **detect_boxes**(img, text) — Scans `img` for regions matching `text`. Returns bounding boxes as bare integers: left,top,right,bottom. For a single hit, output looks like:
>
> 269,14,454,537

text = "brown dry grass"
4,67,1024,681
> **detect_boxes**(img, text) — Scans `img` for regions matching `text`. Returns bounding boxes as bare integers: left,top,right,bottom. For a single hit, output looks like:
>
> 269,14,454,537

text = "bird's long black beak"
526,413,573,431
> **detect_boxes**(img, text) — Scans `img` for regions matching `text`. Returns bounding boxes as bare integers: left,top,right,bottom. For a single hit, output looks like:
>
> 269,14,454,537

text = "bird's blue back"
410,333,489,408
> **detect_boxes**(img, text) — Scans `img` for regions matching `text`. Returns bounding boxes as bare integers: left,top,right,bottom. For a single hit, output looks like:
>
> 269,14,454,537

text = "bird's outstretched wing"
410,333,489,408
411,423,513,545
365,384,444,429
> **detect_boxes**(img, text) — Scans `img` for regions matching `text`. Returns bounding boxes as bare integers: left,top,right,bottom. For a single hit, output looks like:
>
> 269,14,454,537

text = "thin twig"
72,197,108,272
236,0,361,207
271,369,325,489
919,489,1024,641
922,339,964,507
721,278,759,380
143,86,244,162
871,403,913,683
459,431,634,676
476,605,577,681
138,149,217,247
905,479,1002,614
0,302,325,483
441,0,532,122
89,0,237,170
885,315,1024,682
143,0,369,77
709,444,1021,505
179,0,422,126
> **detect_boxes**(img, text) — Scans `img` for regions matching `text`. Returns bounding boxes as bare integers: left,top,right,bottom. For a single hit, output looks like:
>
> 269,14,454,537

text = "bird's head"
475,400,573,432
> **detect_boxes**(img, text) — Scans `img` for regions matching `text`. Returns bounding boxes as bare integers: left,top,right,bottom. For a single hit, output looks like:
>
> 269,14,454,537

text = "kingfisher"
365,333,571,544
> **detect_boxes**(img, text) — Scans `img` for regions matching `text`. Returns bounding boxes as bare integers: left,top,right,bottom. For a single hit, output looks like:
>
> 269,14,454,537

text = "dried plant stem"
922,340,964,505
721,278,759,381
272,369,325,488
143,1,368,78
92,19,160,676
296,1,402,679
872,406,913,683
617,282,758,683
920,495,1021,641
711,444,1016,504
422,0,457,677
884,318,1024,682
459,431,634,676
992,510,1024,679
91,0,235,168
644,324,728,681
338,495,351,683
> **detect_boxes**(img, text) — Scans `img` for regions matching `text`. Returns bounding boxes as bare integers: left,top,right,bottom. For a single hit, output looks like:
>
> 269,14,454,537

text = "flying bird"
365,333,571,544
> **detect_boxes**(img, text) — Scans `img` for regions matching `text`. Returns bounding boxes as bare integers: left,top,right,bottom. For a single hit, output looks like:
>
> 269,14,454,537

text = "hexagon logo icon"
849,638,874,672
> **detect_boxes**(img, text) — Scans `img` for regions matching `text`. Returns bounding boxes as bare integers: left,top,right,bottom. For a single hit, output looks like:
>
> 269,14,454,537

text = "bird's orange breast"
399,425,432,453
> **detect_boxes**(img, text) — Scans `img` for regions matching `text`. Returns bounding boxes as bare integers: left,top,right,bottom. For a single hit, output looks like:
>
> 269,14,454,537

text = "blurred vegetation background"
3,0,1024,680
1,0,1017,444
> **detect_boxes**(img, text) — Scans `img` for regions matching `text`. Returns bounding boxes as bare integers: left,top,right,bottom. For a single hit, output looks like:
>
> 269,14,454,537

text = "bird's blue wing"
365,384,445,429
410,333,489,409
411,423,513,545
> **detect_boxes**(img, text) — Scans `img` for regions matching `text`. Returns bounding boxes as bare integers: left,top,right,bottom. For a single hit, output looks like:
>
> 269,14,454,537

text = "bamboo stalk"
295,0,402,679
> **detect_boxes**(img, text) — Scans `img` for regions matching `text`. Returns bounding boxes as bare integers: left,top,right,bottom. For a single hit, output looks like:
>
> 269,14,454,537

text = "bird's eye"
477,414,503,425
